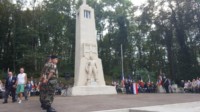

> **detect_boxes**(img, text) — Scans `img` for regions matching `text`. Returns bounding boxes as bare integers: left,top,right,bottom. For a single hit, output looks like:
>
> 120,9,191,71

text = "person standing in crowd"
162,76,169,93
0,80,4,99
39,55,59,112
197,78,200,93
30,77,34,86
124,79,130,94
180,80,185,92
191,79,198,93
16,67,27,104
157,75,163,86
24,80,32,100
151,82,157,93
168,78,173,93
3,70,17,103
0,80,4,91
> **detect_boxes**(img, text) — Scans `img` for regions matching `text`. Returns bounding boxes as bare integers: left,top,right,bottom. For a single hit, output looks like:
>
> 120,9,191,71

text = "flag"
121,73,125,87
132,83,138,95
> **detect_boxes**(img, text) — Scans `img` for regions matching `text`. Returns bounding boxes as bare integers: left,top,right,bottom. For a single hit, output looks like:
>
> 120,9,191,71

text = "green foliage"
135,69,156,83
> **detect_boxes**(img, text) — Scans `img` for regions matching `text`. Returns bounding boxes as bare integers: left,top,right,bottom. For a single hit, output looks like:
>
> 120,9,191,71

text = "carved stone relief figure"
85,55,98,85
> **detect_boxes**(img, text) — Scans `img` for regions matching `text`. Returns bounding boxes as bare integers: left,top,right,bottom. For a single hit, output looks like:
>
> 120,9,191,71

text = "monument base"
69,86,117,96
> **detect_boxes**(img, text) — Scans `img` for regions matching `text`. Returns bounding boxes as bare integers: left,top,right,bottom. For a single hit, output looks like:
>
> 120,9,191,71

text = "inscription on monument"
83,43,97,58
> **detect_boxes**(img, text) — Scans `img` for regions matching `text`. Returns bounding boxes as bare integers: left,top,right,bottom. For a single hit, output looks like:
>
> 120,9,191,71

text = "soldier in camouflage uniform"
39,56,51,109
39,55,58,112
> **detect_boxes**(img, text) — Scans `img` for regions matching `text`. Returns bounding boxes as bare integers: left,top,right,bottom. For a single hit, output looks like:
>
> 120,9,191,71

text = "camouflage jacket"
41,62,58,80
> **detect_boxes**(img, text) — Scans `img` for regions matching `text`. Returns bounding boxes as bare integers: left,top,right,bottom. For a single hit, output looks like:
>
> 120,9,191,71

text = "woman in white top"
16,67,27,103
0,80,4,91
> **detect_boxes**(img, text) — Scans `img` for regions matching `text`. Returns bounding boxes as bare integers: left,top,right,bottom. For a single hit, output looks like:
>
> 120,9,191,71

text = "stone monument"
70,0,117,96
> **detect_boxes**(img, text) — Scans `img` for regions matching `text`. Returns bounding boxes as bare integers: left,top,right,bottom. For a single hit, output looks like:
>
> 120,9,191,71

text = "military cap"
51,55,58,59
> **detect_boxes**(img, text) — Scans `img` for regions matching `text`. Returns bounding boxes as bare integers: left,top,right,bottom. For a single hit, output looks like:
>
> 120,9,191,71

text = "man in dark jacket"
3,71,17,103
162,76,169,93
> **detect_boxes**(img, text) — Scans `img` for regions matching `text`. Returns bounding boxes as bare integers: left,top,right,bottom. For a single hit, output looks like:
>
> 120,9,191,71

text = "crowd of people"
1,79,68,97
0,68,32,103
180,78,200,93
113,79,157,94
112,74,194,94
0,75,67,102
137,80,157,93
123,80,157,94
0,55,60,112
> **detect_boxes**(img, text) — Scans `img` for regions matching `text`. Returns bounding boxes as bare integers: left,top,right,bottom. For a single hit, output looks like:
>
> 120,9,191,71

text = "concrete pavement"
0,93,199,112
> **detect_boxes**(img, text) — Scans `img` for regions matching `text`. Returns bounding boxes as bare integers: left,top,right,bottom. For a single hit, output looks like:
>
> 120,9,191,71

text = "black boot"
46,106,56,112
41,104,47,110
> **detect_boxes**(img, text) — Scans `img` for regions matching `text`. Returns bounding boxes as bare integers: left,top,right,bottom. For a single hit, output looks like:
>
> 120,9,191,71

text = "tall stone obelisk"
71,0,117,96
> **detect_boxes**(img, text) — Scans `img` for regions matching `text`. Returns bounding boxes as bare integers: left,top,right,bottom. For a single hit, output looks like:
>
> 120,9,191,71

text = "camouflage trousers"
39,77,57,107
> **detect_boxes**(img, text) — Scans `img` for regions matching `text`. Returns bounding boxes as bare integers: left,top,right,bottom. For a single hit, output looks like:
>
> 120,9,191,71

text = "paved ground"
0,93,200,112
130,101,200,112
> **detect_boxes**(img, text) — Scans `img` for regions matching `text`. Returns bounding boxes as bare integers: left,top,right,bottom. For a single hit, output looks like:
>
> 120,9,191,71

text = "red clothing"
139,81,144,88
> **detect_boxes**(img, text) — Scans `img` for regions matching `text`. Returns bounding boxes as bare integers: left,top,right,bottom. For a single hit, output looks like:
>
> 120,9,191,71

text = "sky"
131,0,147,16
28,0,146,16
12,0,147,9
11,0,147,36
131,0,147,6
